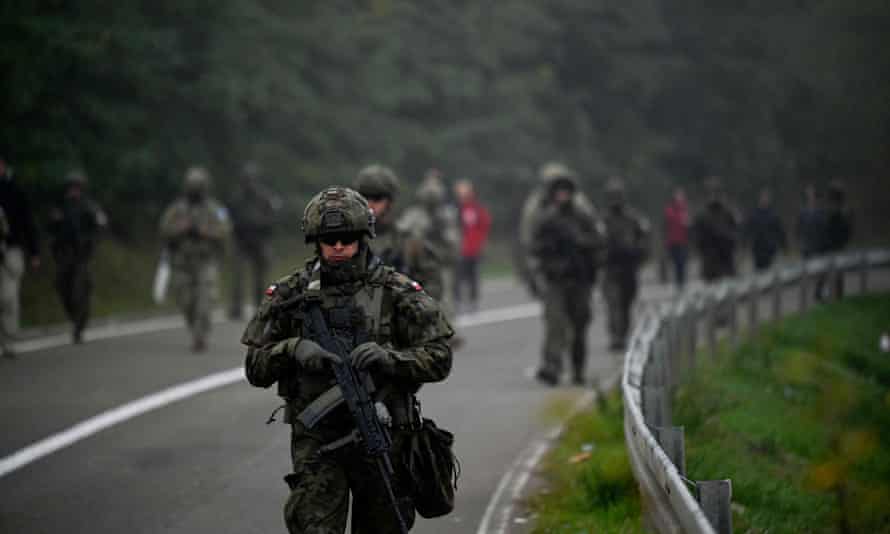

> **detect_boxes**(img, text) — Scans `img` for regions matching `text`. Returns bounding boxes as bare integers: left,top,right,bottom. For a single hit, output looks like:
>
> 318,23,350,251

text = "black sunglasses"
319,232,362,246
363,194,389,202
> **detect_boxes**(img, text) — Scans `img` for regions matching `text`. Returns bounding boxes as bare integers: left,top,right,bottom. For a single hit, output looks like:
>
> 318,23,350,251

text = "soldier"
47,170,107,344
602,178,650,352
354,164,444,301
159,167,231,352
242,186,453,533
522,163,603,386
744,187,787,272
228,161,282,319
0,155,41,357
691,177,739,283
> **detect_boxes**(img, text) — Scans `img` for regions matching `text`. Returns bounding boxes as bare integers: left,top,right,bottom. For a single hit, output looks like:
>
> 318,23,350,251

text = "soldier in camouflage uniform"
354,165,444,301
522,163,604,386
601,178,650,352
228,161,282,319
48,170,108,344
242,187,453,533
159,167,231,352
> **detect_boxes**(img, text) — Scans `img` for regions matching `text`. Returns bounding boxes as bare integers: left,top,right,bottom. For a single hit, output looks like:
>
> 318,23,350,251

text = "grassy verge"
674,293,890,533
20,235,515,329
526,391,645,533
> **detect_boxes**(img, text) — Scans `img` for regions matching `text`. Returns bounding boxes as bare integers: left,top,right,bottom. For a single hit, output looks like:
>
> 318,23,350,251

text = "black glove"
291,339,340,371
349,342,396,374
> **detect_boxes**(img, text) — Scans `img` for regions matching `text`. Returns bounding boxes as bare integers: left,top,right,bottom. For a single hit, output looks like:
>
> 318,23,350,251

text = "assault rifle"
302,298,410,534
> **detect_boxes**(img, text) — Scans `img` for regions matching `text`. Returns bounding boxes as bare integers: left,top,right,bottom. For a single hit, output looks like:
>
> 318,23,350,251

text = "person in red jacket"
454,179,491,313
663,187,690,289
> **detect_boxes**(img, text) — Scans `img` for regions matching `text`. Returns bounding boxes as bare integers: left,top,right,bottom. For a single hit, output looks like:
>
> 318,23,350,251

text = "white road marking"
0,368,244,478
477,370,623,534
0,301,543,479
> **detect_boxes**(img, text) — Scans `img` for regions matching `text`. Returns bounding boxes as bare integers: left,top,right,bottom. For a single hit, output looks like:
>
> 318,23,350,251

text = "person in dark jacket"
692,177,739,283
48,170,107,343
0,155,41,357
745,187,787,271
796,185,824,258
815,181,852,300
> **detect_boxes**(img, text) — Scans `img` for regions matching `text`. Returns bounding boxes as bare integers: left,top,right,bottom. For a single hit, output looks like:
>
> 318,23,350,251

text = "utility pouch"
403,418,459,518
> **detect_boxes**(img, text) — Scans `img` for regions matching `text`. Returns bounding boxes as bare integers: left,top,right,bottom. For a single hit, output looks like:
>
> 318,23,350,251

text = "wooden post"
697,480,733,534
655,426,686,476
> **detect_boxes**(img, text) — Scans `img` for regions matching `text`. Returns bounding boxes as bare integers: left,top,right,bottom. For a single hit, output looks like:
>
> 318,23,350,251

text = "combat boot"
535,368,559,387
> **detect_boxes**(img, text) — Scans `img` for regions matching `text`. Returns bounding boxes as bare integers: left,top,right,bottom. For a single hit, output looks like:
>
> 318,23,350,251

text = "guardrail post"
798,264,809,312
859,251,869,294
687,310,699,372
655,426,686,476
728,287,739,347
748,282,759,337
771,273,782,320
828,256,841,300
697,480,733,534
706,302,718,359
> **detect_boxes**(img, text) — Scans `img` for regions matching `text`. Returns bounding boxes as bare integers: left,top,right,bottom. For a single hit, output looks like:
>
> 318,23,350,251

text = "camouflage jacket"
603,206,651,271
397,203,460,267
376,225,445,301
528,203,603,286
242,254,453,437
159,197,231,265
47,196,107,266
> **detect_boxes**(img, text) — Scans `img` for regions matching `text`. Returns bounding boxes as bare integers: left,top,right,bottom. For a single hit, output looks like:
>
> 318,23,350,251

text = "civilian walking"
663,188,690,289
453,179,490,313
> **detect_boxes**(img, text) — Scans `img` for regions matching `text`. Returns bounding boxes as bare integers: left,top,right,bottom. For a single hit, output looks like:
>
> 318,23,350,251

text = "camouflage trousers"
284,431,415,534
539,282,593,381
603,269,639,348
171,260,219,345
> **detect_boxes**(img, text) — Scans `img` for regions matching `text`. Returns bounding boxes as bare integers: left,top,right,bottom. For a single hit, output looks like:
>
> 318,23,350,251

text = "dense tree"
2,0,888,241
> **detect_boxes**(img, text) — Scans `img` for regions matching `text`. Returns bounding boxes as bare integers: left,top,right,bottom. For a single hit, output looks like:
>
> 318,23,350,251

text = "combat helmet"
539,161,578,196
354,164,400,200
184,166,211,193
604,176,626,206
301,187,376,243
417,174,446,205
65,169,88,186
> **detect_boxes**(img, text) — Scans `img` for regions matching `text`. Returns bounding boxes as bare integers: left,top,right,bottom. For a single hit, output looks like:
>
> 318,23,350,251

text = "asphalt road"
0,277,635,534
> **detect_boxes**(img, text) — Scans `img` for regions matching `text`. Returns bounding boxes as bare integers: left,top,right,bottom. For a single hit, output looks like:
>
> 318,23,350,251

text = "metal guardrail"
622,249,890,533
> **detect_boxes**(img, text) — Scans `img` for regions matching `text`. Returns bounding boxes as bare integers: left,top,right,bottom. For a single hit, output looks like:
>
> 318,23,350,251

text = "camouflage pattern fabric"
602,205,650,348
159,196,231,346
242,253,453,533
692,200,739,282
526,199,603,384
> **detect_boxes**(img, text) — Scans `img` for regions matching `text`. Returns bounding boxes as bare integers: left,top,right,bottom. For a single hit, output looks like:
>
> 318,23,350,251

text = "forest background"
3,0,890,249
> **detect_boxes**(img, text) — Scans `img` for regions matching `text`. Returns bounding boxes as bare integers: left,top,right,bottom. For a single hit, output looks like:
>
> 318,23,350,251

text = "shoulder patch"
387,271,424,293
265,284,277,296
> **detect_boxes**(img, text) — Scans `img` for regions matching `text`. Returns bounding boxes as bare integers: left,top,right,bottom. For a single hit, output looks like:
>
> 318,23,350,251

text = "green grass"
674,293,890,533
20,235,514,329
527,391,645,533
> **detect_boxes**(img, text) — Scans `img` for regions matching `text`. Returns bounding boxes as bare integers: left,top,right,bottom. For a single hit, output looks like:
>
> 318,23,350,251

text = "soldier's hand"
349,342,395,374
291,339,340,371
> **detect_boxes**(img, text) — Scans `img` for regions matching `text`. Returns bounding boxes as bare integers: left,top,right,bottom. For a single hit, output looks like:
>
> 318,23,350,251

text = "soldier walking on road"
242,187,453,533
745,187,787,272
160,167,231,352
48,170,107,344
602,178,650,352
228,161,282,319
692,177,739,283
0,155,41,357
354,164,444,301
522,163,603,386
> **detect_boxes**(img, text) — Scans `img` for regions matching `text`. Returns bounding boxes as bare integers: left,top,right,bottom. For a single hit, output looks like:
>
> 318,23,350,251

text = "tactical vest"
276,261,417,430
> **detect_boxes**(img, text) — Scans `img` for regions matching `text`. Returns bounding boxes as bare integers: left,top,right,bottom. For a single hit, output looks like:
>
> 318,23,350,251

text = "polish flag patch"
265,284,277,296
411,281,423,292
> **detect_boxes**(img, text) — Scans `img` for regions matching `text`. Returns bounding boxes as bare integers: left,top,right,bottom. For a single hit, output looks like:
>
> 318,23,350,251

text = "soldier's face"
554,189,572,205
319,233,360,264
366,197,391,219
